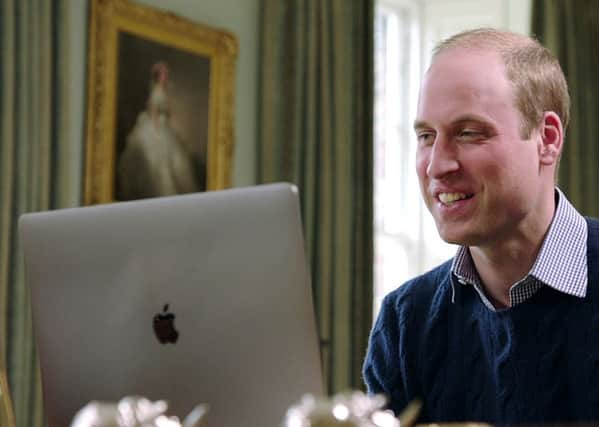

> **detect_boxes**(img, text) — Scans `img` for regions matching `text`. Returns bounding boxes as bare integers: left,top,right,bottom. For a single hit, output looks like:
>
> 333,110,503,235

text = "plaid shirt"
451,188,588,311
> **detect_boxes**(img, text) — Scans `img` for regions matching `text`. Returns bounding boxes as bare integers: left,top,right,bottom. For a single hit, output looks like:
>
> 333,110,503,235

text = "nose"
425,136,460,179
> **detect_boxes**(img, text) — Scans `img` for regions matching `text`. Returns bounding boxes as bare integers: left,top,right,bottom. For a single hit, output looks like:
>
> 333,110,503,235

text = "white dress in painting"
117,62,198,200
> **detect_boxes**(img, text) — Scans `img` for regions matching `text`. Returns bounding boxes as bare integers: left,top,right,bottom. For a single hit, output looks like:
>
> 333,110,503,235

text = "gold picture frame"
84,0,238,204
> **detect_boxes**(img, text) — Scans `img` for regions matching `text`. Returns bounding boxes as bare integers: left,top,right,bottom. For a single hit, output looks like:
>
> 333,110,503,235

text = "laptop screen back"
20,183,323,426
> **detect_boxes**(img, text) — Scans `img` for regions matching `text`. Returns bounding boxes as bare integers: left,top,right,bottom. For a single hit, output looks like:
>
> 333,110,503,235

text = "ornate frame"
84,0,238,204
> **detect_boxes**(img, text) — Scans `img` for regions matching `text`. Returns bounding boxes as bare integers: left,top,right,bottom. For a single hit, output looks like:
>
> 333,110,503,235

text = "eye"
416,131,435,145
457,129,484,141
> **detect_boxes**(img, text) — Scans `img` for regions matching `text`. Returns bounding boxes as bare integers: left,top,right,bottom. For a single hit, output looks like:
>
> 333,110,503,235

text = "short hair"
432,28,570,139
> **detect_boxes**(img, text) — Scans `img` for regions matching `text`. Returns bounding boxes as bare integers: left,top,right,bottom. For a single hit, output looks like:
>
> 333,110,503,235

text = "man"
363,28,599,424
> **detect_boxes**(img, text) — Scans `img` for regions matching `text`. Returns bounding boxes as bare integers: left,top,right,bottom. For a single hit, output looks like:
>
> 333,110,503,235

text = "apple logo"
153,304,179,344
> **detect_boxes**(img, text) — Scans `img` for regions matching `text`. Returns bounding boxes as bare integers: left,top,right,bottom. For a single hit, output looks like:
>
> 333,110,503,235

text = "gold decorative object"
282,392,401,427
0,370,15,427
70,396,208,427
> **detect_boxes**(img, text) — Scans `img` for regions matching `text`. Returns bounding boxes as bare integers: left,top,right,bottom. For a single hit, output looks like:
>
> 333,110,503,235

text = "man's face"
415,48,546,247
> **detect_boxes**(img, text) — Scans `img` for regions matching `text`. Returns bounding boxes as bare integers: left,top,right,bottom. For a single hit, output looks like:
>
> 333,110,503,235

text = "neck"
469,190,556,309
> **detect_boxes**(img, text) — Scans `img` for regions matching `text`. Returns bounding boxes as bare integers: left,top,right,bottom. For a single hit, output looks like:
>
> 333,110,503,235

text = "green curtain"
257,0,374,393
1,1,76,425
532,0,599,216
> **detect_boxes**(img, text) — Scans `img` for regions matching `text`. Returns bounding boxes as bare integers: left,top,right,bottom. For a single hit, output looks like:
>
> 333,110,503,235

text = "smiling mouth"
438,192,474,205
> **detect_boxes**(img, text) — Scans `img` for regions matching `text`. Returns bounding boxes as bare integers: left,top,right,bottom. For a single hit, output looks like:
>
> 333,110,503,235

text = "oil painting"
84,0,238,204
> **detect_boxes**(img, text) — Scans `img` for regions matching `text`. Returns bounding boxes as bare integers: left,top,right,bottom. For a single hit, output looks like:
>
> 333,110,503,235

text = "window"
374,0,457,316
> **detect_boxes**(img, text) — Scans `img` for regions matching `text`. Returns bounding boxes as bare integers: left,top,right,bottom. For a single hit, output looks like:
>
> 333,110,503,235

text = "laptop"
20,182,323,427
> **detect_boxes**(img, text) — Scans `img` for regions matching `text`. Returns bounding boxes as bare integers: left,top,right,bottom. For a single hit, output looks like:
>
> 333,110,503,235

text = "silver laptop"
20,182,323,427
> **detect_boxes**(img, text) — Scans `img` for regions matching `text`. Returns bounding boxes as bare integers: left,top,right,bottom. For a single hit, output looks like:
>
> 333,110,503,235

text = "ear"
538,111,563,166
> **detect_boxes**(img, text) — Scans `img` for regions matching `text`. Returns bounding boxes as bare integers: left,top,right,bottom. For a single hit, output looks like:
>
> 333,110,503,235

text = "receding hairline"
431,28,541,61
426,27,570,177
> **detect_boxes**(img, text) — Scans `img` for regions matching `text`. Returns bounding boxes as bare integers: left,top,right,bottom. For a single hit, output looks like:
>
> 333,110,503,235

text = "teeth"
439,192,469,204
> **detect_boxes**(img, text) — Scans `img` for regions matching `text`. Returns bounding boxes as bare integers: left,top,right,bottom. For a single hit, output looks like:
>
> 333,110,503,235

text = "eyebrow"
413,120,431,131
413,114,492,131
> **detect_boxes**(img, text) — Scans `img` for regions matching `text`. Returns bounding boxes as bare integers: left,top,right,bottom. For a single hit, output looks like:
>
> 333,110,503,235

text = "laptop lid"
20,182,323,426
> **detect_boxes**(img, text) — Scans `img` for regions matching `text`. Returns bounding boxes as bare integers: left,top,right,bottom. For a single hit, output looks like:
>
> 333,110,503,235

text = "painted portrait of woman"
115,32,210,201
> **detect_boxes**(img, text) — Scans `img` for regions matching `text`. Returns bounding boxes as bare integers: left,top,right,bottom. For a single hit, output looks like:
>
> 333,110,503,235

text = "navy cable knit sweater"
363,217,599,424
